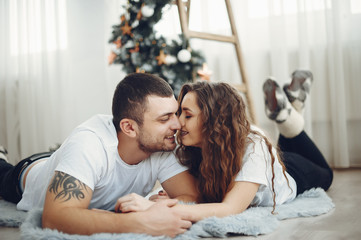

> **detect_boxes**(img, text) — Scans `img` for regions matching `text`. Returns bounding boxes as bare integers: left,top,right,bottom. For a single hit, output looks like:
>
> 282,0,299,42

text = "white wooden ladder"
176,0,256,123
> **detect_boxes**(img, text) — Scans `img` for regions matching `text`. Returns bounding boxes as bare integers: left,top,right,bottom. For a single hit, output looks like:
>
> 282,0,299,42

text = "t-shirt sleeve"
155,151,188,184
54,130,107,191
235,136,271,187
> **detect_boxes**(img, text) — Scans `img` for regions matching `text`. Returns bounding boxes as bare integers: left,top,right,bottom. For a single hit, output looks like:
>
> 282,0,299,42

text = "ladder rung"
230,83,246,93
187,30,236,43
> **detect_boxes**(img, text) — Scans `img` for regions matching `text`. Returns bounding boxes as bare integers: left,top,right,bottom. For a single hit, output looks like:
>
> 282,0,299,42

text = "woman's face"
178,92,203,148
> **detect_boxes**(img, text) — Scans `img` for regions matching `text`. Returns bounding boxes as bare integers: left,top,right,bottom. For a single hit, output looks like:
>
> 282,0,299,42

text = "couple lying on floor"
0,72,332,237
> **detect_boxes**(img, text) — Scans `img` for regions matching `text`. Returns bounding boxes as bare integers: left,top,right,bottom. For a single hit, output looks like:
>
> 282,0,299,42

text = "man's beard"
137,133,175,153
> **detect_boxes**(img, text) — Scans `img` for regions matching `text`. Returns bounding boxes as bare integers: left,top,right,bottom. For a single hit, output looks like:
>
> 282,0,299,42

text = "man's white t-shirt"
17,115,187,211
235,126,297,207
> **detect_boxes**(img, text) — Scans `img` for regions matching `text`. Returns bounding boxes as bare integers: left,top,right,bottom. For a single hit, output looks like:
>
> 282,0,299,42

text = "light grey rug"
0,198,27,227
0,188,334,239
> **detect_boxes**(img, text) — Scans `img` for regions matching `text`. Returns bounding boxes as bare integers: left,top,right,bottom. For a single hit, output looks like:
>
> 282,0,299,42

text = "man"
0,73,198,237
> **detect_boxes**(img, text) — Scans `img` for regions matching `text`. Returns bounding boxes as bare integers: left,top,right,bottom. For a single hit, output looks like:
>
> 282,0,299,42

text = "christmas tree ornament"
121,15,126,22
197,63,213,81
131,20,139,28
177,49,191,63
141,5,155,18
156,50,167,65
121,22,133,36
165,55,177,65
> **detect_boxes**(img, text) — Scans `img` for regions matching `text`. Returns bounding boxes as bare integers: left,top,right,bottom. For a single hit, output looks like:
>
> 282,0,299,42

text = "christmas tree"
108,0,209,94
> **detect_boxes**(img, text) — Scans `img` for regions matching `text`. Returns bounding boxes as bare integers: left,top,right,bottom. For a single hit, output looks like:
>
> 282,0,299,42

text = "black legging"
278,131,333,195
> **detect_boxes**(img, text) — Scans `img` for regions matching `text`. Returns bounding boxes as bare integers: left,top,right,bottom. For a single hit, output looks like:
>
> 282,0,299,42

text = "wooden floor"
1,169,360,240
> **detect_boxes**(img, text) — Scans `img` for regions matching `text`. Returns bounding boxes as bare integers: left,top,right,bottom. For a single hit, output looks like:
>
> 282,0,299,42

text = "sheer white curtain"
0,0,122,164
0,0,69,163
185,0,361,167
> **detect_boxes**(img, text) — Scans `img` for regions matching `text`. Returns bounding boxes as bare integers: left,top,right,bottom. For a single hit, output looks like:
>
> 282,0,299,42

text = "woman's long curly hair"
176,81,288,210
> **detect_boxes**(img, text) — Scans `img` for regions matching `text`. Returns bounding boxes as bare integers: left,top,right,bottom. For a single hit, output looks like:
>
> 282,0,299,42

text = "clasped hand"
114,191,192,237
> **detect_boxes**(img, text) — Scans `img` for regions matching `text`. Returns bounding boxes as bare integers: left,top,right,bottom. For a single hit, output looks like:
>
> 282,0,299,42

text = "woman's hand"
149,190,170,201
115,193,155,213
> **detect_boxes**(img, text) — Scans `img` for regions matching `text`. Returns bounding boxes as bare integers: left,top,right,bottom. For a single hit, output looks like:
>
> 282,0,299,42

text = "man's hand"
116,195,192,236
115,193,155,213
138,199,192,237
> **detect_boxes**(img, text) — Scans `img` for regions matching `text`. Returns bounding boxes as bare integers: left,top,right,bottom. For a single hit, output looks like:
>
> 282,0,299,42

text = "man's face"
136,95,181,153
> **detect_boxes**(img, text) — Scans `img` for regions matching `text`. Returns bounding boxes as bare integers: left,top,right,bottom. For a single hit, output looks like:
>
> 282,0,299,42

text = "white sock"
276,107,304,138
0,152,7,162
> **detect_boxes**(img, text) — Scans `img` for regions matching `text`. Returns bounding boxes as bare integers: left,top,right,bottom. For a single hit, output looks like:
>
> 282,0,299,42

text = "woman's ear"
119,119,138,138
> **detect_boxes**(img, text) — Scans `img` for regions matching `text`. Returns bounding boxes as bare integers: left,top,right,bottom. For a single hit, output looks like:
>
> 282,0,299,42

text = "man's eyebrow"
156,112,174,119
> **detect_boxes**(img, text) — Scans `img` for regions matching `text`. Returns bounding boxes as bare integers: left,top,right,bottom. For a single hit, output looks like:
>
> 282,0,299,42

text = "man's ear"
119,119,138,138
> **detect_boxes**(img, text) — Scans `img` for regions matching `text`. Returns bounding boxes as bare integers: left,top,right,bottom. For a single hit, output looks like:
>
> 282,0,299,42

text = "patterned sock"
283,70,313,114
277,107,304,138
263,77,291,123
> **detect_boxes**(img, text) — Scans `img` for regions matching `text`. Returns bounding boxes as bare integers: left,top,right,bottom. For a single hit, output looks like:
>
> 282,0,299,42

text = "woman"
116,70,333,222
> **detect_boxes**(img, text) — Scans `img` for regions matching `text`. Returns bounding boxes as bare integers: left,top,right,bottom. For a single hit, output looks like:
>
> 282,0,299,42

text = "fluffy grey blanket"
0,188,334,239
0,198,27,227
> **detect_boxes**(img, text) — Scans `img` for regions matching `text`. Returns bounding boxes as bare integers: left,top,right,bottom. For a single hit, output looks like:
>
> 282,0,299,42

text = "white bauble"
123,40,135,48
165,55,177,65
141,6,154,18
131,20,139,28
177,49,191,63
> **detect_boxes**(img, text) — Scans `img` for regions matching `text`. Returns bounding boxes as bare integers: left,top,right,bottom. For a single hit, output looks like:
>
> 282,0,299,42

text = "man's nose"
171,115,181,130
178,114,185,127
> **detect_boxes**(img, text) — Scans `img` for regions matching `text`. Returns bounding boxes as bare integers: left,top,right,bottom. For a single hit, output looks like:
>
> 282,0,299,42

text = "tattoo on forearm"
48,171,88,202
